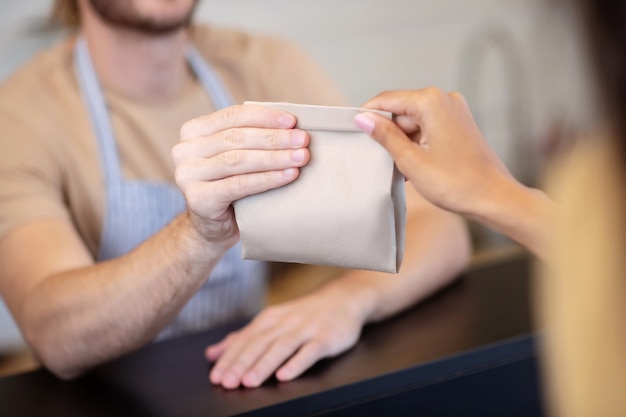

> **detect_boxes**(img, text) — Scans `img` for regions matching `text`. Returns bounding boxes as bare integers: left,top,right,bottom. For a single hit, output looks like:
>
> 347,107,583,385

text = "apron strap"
74,37,123,183
186,45,235,110
73,37,236,185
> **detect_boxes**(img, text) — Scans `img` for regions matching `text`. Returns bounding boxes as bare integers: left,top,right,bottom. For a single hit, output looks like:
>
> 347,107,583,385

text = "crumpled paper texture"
234,101,406,273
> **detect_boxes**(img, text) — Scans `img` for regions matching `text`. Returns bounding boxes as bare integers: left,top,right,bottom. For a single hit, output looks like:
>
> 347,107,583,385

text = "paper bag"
233,101,406,273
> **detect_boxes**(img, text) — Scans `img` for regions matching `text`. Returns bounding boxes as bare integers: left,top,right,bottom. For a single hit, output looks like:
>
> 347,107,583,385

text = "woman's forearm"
468,175,554,260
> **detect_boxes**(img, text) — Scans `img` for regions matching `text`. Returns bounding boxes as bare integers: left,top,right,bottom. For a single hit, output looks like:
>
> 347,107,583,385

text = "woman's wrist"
466,173,523,223
468,173,552,257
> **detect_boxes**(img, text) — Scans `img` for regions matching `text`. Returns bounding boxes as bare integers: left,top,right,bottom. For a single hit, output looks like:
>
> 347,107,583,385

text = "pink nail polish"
354,113,375,134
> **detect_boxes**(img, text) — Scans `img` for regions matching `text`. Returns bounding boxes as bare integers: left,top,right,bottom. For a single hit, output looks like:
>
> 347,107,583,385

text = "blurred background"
0,0,592,372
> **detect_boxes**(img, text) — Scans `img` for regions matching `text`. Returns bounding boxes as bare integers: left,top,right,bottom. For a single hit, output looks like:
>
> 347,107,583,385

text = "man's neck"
81,14,190,101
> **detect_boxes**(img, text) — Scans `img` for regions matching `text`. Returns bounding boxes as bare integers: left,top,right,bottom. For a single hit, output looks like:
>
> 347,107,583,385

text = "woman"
354,1,626,416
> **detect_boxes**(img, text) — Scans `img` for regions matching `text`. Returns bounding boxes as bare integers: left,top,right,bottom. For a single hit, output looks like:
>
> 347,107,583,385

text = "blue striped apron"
73,37,267,341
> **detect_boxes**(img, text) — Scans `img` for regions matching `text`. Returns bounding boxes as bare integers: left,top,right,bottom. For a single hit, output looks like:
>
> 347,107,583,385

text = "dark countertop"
0,252,544,417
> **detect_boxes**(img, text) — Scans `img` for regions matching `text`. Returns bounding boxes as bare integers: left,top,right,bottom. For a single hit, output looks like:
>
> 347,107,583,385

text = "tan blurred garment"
538,136,626,417
0,23,347,256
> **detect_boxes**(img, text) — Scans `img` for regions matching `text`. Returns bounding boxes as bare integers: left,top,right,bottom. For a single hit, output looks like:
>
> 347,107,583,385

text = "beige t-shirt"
0,24,347,257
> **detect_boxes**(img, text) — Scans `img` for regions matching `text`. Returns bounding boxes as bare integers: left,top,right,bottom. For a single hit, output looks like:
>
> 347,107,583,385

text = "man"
0,0,470,388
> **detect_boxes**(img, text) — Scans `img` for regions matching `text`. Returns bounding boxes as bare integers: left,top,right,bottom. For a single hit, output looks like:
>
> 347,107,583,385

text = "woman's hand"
353,88,512,218
354,88,553,258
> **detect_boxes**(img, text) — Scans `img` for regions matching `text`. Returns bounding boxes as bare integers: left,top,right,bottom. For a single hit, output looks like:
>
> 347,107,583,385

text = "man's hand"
172,104,310,250
206,286,369,389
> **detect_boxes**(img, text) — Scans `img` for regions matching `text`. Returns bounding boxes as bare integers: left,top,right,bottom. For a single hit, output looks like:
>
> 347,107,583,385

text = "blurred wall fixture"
458,23,533,185
458,23,533,252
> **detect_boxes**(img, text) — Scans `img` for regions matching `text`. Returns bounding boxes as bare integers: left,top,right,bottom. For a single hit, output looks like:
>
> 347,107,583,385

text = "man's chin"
108,18,193,36
89,0,197,36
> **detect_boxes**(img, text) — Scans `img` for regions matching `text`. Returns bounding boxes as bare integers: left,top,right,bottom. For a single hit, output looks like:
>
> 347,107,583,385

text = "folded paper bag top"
233,101,406,273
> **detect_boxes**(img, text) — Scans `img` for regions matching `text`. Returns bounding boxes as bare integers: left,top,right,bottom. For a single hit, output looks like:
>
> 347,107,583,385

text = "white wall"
195,0,592,181
0,0,591,352
0,0,591,177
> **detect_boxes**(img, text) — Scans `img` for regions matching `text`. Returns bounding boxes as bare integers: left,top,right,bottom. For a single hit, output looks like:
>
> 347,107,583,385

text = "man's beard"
89,0,197,35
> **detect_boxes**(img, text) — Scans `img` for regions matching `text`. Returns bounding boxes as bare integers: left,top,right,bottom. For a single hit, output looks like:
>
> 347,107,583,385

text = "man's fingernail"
291,149,306,163
277,367,292,381
283,168,298,179
223,372,239,388
354,113,376,134
243,371,259,387
210,369,222,383
278,114,296,128
291,130,306,147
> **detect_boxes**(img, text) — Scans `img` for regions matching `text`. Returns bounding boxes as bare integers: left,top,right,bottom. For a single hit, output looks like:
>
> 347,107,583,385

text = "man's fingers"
210,323,285,388
241,333,307,388
178,168,300,212
212,340,272,389
172,128,309,163
275,340,327,382
205,335,233,362
180,105,296,140
175,148,309,184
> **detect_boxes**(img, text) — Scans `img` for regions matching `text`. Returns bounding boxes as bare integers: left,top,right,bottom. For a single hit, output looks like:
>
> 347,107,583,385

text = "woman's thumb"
354,112,425,171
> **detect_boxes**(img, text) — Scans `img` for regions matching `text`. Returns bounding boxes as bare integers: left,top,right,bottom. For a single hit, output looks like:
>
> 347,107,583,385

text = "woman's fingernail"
354,113,376,134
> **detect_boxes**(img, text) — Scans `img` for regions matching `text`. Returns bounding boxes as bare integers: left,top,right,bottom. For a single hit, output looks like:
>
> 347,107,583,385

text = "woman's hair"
50,0,80,29
579,0,626,156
